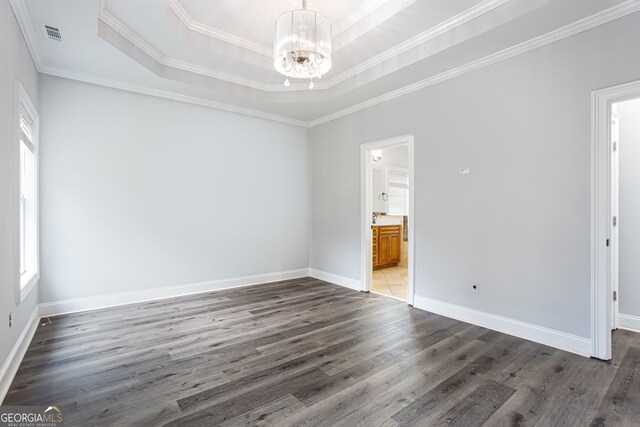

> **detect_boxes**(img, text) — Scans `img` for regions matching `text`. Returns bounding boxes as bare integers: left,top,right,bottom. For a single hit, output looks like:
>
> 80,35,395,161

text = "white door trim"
591,79,640,360
360,135,415,305
611,108,620,331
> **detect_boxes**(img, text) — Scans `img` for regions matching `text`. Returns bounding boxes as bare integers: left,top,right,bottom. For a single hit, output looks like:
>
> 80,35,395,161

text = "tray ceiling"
11,0,640,125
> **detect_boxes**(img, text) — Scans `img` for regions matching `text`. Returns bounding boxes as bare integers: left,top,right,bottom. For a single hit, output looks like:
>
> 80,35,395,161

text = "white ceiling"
11,0,640,126
174,0,377,49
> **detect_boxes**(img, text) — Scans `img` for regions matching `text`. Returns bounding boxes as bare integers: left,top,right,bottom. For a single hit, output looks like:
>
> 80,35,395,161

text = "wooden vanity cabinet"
372,225,401,269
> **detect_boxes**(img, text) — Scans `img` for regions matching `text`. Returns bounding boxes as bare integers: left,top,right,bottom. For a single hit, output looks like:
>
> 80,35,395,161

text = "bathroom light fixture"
371,150,382,162
274,0,332,89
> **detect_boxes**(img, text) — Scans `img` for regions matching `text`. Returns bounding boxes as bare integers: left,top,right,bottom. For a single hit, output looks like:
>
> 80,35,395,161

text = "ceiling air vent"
44,25,61,41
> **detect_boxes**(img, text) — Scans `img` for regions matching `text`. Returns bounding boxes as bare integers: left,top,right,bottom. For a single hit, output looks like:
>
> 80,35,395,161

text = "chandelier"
274,0,332,89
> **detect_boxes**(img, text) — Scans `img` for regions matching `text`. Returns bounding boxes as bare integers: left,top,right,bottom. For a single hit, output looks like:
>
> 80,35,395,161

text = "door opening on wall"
361,136,415,305
591,80,640,360
610,98,640,340
591,80,640,361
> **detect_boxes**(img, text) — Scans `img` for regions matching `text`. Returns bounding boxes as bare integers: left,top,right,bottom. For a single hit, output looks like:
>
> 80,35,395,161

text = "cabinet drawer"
378,225,401,235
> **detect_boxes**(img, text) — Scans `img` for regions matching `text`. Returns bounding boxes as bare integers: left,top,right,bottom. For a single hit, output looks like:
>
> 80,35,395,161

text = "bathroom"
370,144,409,300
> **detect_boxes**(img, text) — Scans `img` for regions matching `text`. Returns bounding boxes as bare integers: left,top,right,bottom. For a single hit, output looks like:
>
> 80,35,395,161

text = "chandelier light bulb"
309,79,314,89
284,78,291,87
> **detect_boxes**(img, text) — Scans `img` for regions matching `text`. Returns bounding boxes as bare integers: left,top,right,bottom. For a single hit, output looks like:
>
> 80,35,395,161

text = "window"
16,82,39,301
387,168,409,216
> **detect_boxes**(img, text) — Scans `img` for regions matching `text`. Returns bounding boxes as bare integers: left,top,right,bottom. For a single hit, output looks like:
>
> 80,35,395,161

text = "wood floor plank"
171,368,330,425
219,394,306,426
316,338,488,427
222,306,419,382
3,278,640,426
276,332,489,426
437,381,516,426
590,346,640,426
481,348,590,426
254,300,408,356
391,355,499,425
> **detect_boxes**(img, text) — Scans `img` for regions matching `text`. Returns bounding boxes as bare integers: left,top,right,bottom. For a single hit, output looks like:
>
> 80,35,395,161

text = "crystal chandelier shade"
274,1,332,87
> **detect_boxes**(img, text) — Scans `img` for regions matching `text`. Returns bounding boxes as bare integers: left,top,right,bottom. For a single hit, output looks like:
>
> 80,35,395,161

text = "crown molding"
101,4,316,92
9,0,310,125
8,0,43,70
309,0,640,127
10,0,640,129
98,8,284,92
332,0,417,51
100,0,510,93
168,0,413,58
39,66,310,128
325,0,511,88
100,4,312,92
168,0,272,57
333,0,400,35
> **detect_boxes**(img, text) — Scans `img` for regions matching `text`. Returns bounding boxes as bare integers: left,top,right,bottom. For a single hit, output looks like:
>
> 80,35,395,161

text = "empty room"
1,0,640,425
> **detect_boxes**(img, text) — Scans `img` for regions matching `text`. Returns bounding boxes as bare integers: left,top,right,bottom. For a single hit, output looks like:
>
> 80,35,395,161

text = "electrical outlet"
9,313,12,328
471,283,480,294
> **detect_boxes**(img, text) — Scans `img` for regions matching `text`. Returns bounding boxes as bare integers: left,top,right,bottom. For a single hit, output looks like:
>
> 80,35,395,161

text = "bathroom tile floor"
372,266,408,300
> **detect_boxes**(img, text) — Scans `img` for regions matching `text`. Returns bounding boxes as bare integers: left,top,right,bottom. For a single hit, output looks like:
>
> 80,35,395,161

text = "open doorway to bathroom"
592,80,640,360
610,98,640,340
361,136,414,304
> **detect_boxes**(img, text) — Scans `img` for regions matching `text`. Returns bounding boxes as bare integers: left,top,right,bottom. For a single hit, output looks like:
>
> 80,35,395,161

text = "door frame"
360,135,415,305
610,107,620,331
591,79,640,360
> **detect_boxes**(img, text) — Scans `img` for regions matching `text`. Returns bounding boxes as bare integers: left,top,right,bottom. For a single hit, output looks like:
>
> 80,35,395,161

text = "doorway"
591,80,640,360
611,99,640,334
361,135,415,305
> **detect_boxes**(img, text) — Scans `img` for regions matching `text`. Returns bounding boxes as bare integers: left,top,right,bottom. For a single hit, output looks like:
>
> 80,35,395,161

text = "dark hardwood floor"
3,278,639,426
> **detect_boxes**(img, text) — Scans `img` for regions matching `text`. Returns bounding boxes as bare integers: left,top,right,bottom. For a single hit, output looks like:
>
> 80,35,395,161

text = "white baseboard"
308,268,362,291
39,269,310,317
2,271,598,405
413,295,592,357
618,313,640,333
0,307,39,403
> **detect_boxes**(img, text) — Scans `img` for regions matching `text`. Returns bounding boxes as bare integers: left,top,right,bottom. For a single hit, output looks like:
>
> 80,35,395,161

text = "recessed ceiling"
11,0,640,125
173,0,378,50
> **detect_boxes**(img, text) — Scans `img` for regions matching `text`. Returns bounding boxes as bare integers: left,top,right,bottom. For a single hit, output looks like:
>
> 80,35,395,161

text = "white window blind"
19,103,37,289
388,169,409,186
19,107,35,152
387,168,409,216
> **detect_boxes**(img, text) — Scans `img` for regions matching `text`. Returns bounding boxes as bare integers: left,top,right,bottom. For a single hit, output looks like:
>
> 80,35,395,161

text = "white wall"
618,98,640,319
309,12,640,339
38,75,309,303
0,0,39,388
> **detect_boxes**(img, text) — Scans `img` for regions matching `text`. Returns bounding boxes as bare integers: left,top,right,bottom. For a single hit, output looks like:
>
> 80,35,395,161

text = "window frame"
386,166,409,216
15,81,39,303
